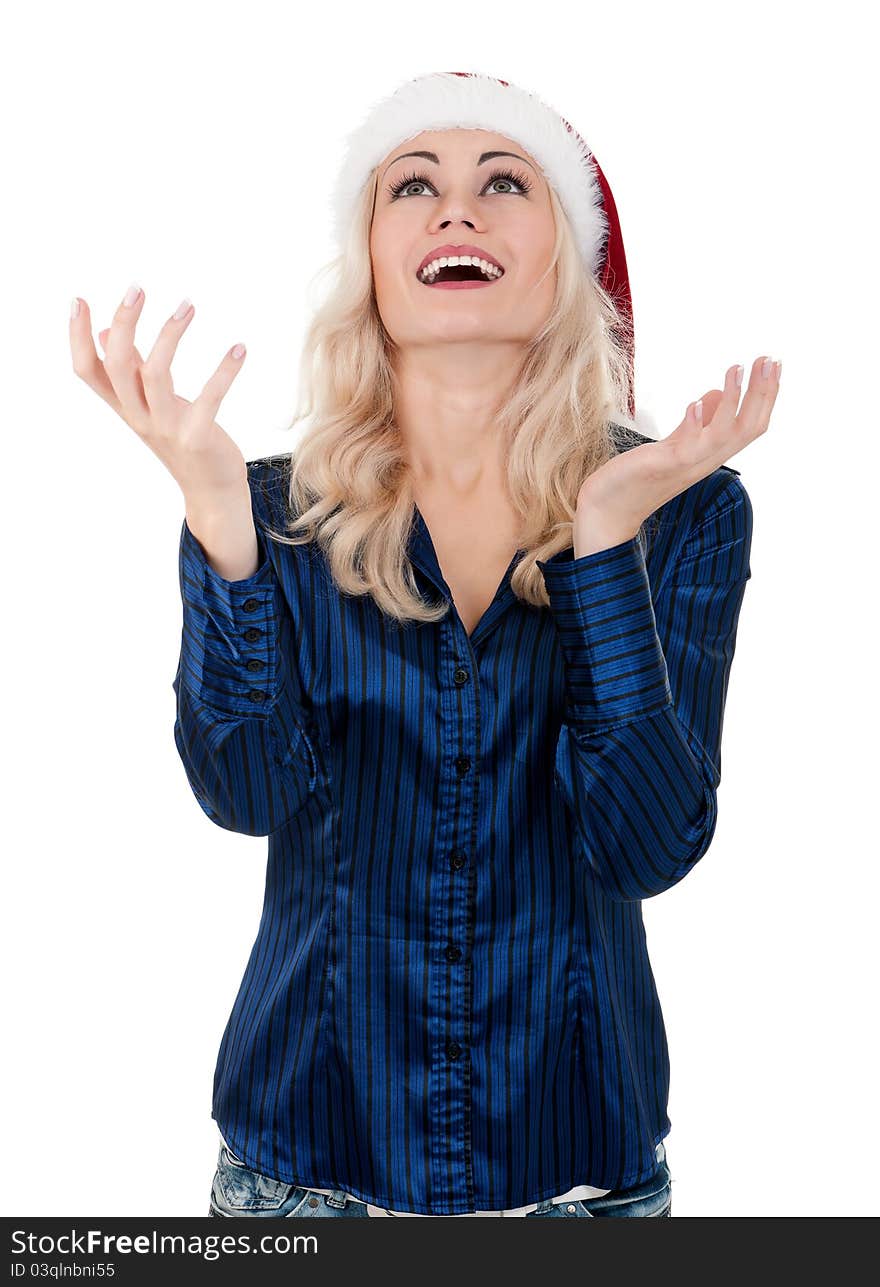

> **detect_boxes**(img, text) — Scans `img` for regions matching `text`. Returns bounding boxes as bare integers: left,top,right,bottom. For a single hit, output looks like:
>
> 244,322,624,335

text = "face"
369,128,557,350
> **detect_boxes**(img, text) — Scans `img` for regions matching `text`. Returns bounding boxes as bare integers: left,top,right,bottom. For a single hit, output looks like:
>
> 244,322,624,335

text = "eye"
484,167,533,195
386,167,533,200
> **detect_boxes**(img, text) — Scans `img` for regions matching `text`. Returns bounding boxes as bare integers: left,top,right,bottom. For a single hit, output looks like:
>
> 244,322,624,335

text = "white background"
3,0,877,1219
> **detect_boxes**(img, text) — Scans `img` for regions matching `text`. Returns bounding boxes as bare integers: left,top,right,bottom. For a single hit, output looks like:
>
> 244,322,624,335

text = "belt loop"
326,1188,349,1208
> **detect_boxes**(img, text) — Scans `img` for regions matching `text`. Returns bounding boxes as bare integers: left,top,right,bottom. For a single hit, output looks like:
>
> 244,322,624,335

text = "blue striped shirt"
172,430,753,1215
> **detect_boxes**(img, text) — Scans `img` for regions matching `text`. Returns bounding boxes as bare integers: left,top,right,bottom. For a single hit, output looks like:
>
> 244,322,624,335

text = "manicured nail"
694,399,703,423
70,297,80,319
761,357,774,378
173,297,192,320
734,364,744,387
775,360,782,383
231,343,246,359
123,282,142,308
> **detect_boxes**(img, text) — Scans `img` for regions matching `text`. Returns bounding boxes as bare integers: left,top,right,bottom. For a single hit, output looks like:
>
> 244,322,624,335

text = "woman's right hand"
69,283,249,503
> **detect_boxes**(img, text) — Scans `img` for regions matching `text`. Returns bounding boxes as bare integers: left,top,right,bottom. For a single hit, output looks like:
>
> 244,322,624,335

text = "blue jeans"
208,1140,672,1218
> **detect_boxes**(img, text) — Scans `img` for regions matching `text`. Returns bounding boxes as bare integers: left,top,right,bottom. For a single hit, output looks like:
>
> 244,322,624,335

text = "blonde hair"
262,164,645,627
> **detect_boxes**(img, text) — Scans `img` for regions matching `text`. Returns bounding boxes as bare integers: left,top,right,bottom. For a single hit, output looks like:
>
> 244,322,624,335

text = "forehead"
378,127,538,171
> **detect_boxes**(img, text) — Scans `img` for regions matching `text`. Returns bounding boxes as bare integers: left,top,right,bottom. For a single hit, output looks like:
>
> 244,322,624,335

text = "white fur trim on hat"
330,71,608,277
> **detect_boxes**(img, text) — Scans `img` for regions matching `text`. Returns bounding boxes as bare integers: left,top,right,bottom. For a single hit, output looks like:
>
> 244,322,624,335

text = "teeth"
417,255,504,283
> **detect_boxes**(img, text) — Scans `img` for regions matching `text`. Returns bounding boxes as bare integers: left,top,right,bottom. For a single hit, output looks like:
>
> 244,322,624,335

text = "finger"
701,363,746,432
102,282,150,423
689,364,749,443
189,342,247,426
141,297,195,419
730,355,780,442
98,328,146,365
70,297,125,415
689,389,724,428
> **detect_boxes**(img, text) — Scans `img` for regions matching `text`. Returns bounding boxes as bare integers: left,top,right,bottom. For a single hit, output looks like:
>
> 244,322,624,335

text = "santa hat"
330,70,658,436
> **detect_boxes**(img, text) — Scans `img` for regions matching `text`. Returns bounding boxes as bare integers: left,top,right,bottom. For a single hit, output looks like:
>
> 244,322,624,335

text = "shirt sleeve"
171,478,318,836
536,473,753,901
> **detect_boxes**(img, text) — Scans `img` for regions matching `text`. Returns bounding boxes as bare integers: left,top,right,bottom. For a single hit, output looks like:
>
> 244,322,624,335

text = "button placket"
428,627,479,1209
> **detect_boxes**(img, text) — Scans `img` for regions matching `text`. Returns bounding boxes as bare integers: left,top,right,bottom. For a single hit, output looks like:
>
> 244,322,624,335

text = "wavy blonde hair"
262,162,645,626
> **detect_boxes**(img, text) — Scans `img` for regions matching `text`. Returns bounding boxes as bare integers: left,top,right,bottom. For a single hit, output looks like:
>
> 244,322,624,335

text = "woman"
69,71,779,1218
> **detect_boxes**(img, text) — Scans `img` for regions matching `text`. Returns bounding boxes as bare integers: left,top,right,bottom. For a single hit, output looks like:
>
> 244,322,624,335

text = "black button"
450,850,467,871
245,658,265,672
446,1040,462,1061
454,756,471,776
248,690,267,703
445,944,462,963
243,627,262,643
453,666,469,686
242,598,260,613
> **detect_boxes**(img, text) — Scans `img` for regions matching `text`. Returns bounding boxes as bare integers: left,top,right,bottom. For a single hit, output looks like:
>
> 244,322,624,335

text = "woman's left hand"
573,355,781,557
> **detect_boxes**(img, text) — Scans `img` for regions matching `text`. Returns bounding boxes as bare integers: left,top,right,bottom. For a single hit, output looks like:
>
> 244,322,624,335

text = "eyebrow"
381,149,537,180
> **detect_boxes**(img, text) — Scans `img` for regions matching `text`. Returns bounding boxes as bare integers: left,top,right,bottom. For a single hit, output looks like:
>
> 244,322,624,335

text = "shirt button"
242,598,261,613
445,944,462,963
248,690,267,703
243,627,262,643
453,666,469,686
245,659,265,672
450,850,467,871
454,756,471,776
446,1041,462,1061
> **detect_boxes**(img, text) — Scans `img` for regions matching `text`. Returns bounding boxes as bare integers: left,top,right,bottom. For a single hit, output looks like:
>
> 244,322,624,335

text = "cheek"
522,236,557,291
370,233,404,294
372,262,407,304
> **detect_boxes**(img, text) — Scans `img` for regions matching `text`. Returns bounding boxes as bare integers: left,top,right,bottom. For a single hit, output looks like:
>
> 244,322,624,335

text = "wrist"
572,521,641,560
185,492,261,583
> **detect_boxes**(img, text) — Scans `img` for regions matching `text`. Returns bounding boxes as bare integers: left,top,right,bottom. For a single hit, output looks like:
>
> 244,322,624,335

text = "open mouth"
417,258,505,289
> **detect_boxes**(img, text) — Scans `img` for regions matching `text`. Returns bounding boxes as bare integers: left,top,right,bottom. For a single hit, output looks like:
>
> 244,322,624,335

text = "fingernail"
231,343,246,359
694,399,703,423
775,360,782,383
761,357,774,378
123,282,142,308
173,297,192,320
70,297,80,319
734,364,744,388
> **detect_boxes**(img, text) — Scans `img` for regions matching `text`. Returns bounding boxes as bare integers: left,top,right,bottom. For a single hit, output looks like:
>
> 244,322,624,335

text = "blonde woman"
69,71,779,1219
